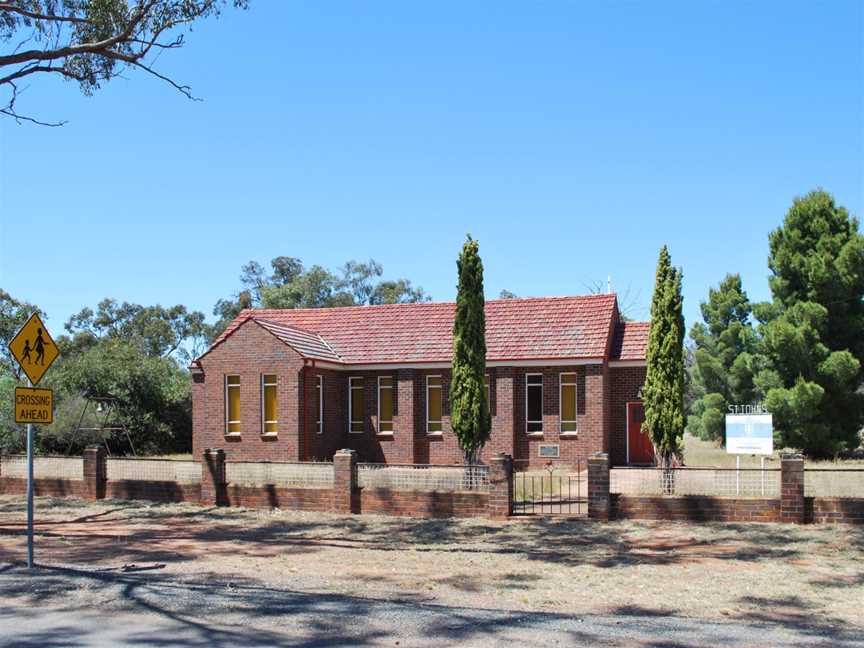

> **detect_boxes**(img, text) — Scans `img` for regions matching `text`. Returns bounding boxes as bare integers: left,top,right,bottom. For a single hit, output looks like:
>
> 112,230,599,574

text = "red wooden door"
627,402,655,464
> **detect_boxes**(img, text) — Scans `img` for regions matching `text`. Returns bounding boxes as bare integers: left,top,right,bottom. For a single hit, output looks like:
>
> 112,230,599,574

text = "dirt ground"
0,495,861,633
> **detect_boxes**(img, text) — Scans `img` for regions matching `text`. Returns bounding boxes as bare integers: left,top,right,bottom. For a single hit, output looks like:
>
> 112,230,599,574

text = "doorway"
626,401,655,465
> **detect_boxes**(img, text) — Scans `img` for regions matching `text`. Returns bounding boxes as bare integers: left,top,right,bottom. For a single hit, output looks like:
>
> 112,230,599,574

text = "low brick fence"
806,497,864,524
225,484,335,511
0,448,507,520
360,488,488,518
0,454,86,499
0,477,87,499
610,495,781,523
601,454,864,525
2,448,862,524
104,455,203,503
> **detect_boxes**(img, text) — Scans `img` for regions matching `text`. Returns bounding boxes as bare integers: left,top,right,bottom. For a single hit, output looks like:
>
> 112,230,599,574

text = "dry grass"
0,496,861,627
513,470,586,504
683,434,864,468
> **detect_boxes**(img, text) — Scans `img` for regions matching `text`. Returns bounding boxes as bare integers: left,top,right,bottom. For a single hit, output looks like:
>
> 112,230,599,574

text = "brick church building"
190,294,652,469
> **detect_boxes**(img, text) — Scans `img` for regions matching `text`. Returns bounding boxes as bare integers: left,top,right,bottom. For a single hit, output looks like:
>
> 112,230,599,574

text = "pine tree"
643,245,685,470
755,190,864,457
450,235,491,465
687,274,758,443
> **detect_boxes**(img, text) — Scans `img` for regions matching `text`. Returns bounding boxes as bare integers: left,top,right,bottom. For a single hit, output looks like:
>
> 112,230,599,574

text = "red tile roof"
610,322,650,361
206,294,649,365
254,320,342,362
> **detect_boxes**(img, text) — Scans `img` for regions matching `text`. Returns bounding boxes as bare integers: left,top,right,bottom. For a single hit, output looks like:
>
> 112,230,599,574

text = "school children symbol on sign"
8,313,59,386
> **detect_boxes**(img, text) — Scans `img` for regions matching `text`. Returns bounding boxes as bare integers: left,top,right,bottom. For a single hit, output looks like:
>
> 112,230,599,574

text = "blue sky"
1,1,861,334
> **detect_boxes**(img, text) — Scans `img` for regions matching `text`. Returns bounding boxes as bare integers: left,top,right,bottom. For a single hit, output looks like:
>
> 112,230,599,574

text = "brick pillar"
494,369,516,458
487,453,513,519
395,369,416,463
83,446,106,501
601,364,611,453
781,453,805,524
202,448,226,506
333,449,357,514
588,452,610,521
190,368,206,460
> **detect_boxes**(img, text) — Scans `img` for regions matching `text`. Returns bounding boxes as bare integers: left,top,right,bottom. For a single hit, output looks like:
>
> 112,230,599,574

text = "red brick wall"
413,369,462,465
485,367,516,460
0,477,200,504
339,370,416,464
611,494,781,523
305,368,345,462
194,320,306,462
806,497,864,524
315,366,515,467
191,322,639,470
225,484,334,511
359,488,488,518
512,365,607,470
609,365,647,466
106,480,201,503
0,478,86,498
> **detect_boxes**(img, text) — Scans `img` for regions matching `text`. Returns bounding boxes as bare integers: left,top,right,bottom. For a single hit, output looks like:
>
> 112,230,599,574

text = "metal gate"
511,461,586,516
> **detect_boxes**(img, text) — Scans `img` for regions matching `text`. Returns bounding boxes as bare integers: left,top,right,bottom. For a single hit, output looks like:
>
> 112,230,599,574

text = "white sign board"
726,414,773,455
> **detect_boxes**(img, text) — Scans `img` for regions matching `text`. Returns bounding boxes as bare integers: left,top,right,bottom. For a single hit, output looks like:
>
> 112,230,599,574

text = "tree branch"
0,63,89,86
0,0,239,125
0,106,65,126
0,0,156,67
127,59,199,100
0,3,90,24
1,80,65,126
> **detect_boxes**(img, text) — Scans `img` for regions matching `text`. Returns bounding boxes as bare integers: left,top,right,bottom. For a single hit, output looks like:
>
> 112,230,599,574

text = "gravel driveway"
1,496,862,647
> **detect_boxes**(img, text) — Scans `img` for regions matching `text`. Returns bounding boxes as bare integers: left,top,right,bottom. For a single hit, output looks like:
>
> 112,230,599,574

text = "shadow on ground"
1,565,862,648
2,496,860,573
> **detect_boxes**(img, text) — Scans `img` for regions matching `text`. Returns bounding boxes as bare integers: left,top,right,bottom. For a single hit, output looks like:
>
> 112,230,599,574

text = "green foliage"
449,236,491,465
66,298,209,363
755,300,862,457
767,190,864,360
0,290,196,455
212,256,429,338
687,191,864,458
40,339,192,455
643,245,685,467
0,372,21,452
686,274,758,443
369,280,427,305
755,190,864,458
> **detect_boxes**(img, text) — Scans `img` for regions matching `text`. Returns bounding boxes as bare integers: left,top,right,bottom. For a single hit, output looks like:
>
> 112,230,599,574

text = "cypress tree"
643,245,685,470
450,235,491,465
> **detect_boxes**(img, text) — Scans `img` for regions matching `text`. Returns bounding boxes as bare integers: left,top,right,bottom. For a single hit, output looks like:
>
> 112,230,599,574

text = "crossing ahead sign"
726,414,773,455
8,313,58,386
7,313,60,570
14,387,53,425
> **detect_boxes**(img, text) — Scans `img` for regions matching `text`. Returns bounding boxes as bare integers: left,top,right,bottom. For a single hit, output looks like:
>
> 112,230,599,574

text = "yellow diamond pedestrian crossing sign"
8,313,59,386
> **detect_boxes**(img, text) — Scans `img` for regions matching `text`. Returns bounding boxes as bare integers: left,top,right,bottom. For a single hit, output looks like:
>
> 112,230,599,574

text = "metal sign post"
26,379,34,569
736,455,740,496
8,313,60,571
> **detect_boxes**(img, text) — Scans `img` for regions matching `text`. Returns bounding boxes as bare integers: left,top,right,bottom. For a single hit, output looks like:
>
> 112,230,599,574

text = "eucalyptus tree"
0,0,248,125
